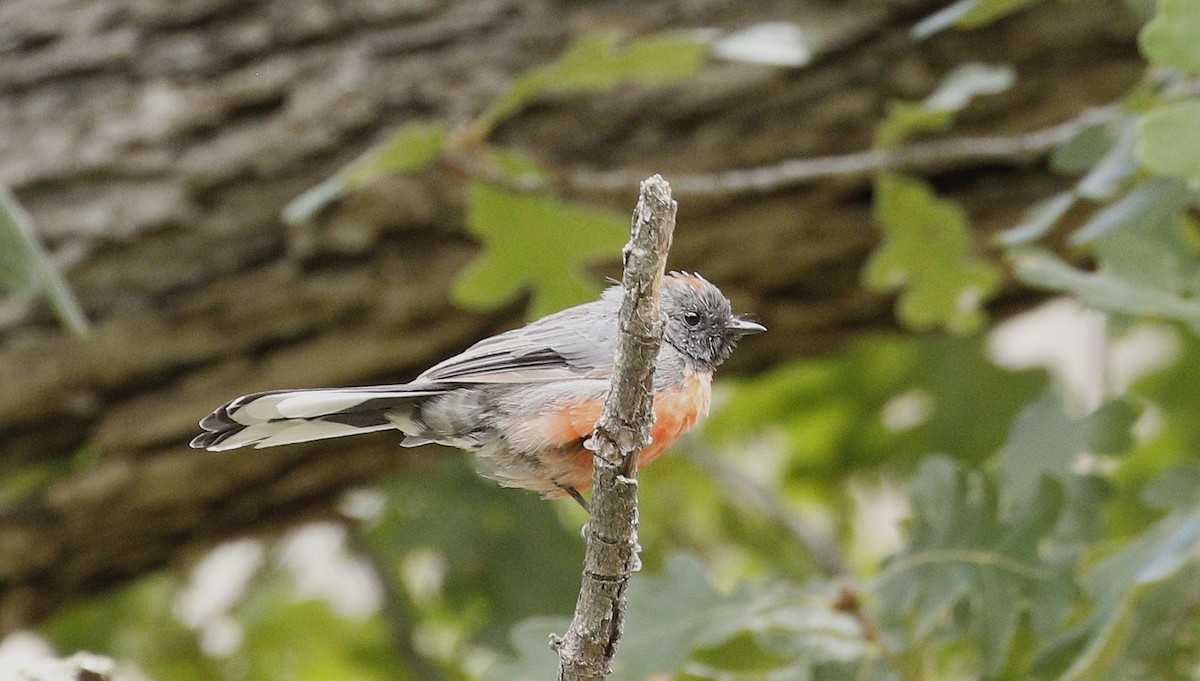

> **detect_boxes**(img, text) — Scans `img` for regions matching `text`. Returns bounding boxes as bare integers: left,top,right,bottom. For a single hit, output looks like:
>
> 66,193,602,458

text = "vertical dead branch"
554,175,676,680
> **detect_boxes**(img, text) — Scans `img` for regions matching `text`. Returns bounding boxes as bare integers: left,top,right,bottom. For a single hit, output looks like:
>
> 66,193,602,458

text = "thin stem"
343,521,444,681
566,106,1121,196
690,447,848,579
835,581,918,681
695,448,918,681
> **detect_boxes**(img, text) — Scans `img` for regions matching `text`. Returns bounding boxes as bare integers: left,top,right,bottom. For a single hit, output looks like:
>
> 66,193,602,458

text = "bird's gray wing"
418,293,620,384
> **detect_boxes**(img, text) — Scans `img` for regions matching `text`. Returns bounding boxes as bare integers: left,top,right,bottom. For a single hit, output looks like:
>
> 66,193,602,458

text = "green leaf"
954,0,1042,27
996,191,1076,246
874,456,1065,677
1119,331,1200,527
1133,512,1200,584
478,145,550,186
1136,99,1200,184
1071,178,1188,249
0,185,89,335
1077,122,1138,200
488,555,734,681
704,335,1046,480
475,31,707,136
1011,248,1200,332
1139,0,1200,73
1033,510,1200,680
997,391,1138,514
283,121,446,224
877,63,1014,145
365,458,583,650
1143,464,1200,509
689,630,793,673
1051,124,1116,175
485,616,571,681
1085,399,1141,454
1053,591,1140,681
689,584,872,678
235,565,403,681
615,555,735,680
911,0,1042,38
1088,181,1200,297
454,181,626,317
865,174,1001,334
1053,476,1112,548
340,123,447,189
875,101,956,147
0,191,34,295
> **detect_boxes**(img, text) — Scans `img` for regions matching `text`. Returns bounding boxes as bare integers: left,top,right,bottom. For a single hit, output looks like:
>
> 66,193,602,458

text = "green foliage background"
13,0,1200,679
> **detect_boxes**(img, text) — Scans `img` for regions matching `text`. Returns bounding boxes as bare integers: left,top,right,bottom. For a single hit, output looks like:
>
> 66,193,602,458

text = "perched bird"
192,272,764,508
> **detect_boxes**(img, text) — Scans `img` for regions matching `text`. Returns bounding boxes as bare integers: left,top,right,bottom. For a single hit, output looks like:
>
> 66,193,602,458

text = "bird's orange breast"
538,368,712,467
640,368,712,466
512,369,713,494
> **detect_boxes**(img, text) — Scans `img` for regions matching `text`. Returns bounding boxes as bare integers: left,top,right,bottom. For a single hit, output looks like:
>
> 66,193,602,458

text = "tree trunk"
0,0,1142,632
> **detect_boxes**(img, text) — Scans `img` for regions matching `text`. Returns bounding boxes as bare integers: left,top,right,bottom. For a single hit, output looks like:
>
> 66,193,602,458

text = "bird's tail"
190,385,447,451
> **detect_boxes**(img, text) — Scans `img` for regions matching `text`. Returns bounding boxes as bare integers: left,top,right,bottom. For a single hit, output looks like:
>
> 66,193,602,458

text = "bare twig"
343,523,443,681
691,448,849,579
554,175,676,681
566,106,1121,196
0,184,90,335
833,583,918,681
695,448,917,681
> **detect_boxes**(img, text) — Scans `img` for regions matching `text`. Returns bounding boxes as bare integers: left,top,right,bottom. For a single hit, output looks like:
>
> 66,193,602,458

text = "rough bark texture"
0,0,1144,631
556,176,674,680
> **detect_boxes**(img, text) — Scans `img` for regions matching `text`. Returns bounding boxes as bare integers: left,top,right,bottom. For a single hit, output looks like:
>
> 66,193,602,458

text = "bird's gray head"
661,271,765,370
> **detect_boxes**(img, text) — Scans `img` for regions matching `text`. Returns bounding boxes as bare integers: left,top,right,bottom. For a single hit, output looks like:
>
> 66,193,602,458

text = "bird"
191,272,764,509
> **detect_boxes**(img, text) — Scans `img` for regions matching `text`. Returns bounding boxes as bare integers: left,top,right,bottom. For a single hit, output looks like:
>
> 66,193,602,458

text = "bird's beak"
726,317,766,335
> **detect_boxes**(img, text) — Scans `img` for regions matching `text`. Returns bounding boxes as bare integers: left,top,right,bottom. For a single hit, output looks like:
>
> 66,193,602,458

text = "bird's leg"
560,485,590,513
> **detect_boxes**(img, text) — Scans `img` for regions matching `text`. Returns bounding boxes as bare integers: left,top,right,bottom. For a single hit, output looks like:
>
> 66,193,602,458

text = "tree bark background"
0,0,1142,632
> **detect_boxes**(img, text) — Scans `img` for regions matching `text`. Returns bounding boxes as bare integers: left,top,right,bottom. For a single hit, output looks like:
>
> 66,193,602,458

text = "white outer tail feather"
235,390,433,422
208,421,397,452
200,388,439,451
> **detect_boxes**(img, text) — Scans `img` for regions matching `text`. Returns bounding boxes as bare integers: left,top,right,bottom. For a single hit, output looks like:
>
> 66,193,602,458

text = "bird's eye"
683,311,702,327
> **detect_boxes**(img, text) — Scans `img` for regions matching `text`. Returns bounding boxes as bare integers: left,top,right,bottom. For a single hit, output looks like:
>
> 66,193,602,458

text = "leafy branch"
281,32,704,320
565,105,1120,195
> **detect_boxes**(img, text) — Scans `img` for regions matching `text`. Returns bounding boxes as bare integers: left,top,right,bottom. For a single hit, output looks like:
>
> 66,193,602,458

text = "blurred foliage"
0,185,89,334
864,175,1001,333
703,335,1045,477
875,457,1066,677
25,0,1200,679
1138,0,1200,73
1137,101,1200,183
471,31,707,138
876,63,1014,146
869,64,1015,332
453,181,627,317
910,0,1044,39
362,456,584,650
42,573,221,681
279,30,705,318
284,122,448,225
